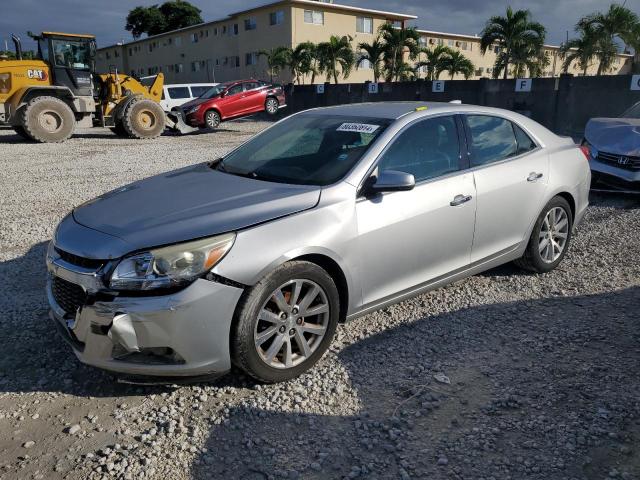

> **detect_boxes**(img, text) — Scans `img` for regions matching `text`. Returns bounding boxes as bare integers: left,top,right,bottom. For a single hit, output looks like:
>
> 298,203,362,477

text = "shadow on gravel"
0,242,168,398
192,287,640,480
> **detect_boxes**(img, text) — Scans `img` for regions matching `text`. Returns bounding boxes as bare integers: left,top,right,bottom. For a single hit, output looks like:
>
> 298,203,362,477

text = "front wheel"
265,97,279,116
232,261,339,383
204,110,221,129
515,196,573,273
122,99,166,139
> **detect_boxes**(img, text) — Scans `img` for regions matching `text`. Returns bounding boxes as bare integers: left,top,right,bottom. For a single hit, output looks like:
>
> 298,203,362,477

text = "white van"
160,83,219,111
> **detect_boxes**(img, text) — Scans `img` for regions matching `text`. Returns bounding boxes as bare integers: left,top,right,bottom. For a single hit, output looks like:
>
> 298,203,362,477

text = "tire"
232,261,340,383
19,96,75,143
515,196,573,273
13,126,33,141
110,121,128,137
204,110,221,129
265,97,279,116
122,99,166,139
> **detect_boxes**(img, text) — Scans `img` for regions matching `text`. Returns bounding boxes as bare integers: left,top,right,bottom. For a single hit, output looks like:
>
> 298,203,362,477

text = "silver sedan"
47,102,591,383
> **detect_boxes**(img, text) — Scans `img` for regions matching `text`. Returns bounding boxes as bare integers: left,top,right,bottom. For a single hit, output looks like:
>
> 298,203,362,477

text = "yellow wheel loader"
0,32,190,143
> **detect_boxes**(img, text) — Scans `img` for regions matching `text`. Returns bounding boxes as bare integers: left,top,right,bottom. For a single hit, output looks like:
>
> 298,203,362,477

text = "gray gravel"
0,124,639,480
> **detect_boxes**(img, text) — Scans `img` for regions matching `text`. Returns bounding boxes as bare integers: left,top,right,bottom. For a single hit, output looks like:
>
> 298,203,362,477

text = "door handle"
450,194,473,206
527,172,543,182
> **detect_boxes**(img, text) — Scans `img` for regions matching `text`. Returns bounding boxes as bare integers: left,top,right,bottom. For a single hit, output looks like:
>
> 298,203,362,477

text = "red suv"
179,79,286,129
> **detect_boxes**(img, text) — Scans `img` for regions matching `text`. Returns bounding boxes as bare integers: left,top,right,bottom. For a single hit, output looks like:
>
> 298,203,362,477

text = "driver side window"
377,116,461,183
226,84,243,96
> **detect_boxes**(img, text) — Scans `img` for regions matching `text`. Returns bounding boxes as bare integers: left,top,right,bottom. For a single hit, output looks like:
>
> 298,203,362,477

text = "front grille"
596,151,640,171
51,276,88,317
55,248,105,270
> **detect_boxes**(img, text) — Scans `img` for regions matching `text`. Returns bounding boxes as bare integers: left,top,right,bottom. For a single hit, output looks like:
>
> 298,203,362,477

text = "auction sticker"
337,123,380,134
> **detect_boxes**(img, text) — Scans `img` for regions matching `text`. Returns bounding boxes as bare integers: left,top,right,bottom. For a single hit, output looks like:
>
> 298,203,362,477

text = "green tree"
316,35,355,84
258,47,291,82
578,3,639,75
560,23,600,75
126,1,203,39
289,42,317,84
356,37,386,82
439,50,475,79
414,45,455,80
480,7,546,79
379,23,421,81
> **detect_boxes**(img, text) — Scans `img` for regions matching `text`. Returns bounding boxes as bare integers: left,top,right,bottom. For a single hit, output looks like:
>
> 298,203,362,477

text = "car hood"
72,163,321,255
585,117,640,157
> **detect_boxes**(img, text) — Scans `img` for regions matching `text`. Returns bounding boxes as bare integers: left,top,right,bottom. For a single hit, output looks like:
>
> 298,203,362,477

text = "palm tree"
289,42,317,84
439,50,475,79
579,4,639,75
258,46,291,82
379,23,421,81
560,23,600,75
625,23,640,73
480,7,546,79
316,35,355,84
356,37,386,82
414,45,455,80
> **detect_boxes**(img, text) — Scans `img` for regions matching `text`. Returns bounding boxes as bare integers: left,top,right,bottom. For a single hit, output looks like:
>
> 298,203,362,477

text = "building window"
270,10,284,25
174,63,183,73
387,20,403,29
191,61,201,72
356,17,373,34
175,36,182,47
246,52,258,66
105,51,111,59
213,27,218,36
114,50,119,58
448,39,454,47
190,33,198,43
419,37,427,46
244,17,257,31
436,38,444,46
128,48,133,56
231,23,239,35
304,10,324,25
359,58,372,69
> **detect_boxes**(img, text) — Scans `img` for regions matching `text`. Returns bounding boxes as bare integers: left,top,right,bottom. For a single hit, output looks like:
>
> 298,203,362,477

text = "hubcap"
38,110,62,133
266,100,278,113
138,110,156,130
254,279,330,369
207,114,219,127
539,207,569,263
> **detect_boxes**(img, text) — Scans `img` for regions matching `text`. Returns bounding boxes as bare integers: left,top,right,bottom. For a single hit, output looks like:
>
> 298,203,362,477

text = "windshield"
199,84,228,99
218,114,391,186
52,39,92,70
621,102,640,119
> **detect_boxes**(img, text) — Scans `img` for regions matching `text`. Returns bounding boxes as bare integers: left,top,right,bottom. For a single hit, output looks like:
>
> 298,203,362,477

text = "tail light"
579,145,591,161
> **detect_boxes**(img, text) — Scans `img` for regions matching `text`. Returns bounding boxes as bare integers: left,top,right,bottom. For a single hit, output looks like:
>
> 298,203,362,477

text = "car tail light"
579,145,591,161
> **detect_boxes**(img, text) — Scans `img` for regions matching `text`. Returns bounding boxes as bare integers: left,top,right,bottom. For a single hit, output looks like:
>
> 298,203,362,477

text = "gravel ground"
0,124,639,480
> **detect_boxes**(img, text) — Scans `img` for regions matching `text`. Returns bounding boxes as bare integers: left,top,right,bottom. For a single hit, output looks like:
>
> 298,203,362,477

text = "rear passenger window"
466,115,517,166
167,87,190,99
190,86,210,97
377,116,461,182
513,124,537,154
244,82,260,91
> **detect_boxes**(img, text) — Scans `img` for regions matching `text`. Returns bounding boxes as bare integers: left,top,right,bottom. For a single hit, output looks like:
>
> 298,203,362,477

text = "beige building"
96,0,633,85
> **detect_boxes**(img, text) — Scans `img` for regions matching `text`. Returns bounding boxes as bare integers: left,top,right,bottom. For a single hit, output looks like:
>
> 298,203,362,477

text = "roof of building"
98,0,415,50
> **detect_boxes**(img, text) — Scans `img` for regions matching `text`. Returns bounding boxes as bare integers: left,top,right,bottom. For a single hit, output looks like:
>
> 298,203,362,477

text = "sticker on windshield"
336,123,380,134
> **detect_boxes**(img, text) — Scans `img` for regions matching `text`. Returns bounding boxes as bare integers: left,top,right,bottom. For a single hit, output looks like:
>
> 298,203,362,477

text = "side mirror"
366,170,415,194
220,90,227,97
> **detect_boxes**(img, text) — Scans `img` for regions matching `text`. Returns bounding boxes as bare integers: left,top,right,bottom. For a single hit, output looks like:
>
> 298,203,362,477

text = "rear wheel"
515,196,573,273
20,96,75,143
110,121,128,137
204,110,221,129
122,99,166,139
265,97,279,116
13,126,33,141
232,261,339,383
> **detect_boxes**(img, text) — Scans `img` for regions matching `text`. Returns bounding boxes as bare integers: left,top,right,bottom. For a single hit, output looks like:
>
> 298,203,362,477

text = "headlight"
186,105,199,115
109,233,235,291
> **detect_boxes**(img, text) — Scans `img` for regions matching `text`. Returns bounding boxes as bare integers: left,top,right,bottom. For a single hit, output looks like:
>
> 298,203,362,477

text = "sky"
2,0,639,52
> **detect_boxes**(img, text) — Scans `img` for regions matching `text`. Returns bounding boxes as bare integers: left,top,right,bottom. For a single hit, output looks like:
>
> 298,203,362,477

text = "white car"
160,83,219,111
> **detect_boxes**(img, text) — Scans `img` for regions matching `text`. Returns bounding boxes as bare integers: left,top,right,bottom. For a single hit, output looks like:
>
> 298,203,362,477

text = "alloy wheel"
266,99,278,114
254,279,330,369
539,206,569,263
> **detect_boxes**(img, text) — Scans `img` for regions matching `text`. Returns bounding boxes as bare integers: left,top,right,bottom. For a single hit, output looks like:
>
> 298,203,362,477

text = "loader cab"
34,32,96,97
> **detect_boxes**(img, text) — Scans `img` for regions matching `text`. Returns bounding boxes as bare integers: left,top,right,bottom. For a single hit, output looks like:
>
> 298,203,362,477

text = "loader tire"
110,121,128,137
13,126,33,141
20,96,75,143
122,99,165,139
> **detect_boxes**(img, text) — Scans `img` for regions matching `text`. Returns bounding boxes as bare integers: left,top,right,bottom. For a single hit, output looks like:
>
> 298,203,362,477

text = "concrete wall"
283,75,640,136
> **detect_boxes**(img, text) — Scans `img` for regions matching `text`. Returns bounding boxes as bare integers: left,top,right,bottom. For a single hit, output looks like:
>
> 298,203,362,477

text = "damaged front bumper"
46,247,243,378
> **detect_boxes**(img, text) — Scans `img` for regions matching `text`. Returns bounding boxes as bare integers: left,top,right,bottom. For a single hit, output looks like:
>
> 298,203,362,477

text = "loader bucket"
165,111,199,135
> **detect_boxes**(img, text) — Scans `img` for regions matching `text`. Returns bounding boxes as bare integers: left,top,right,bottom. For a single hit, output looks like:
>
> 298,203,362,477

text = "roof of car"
306,102,472,119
